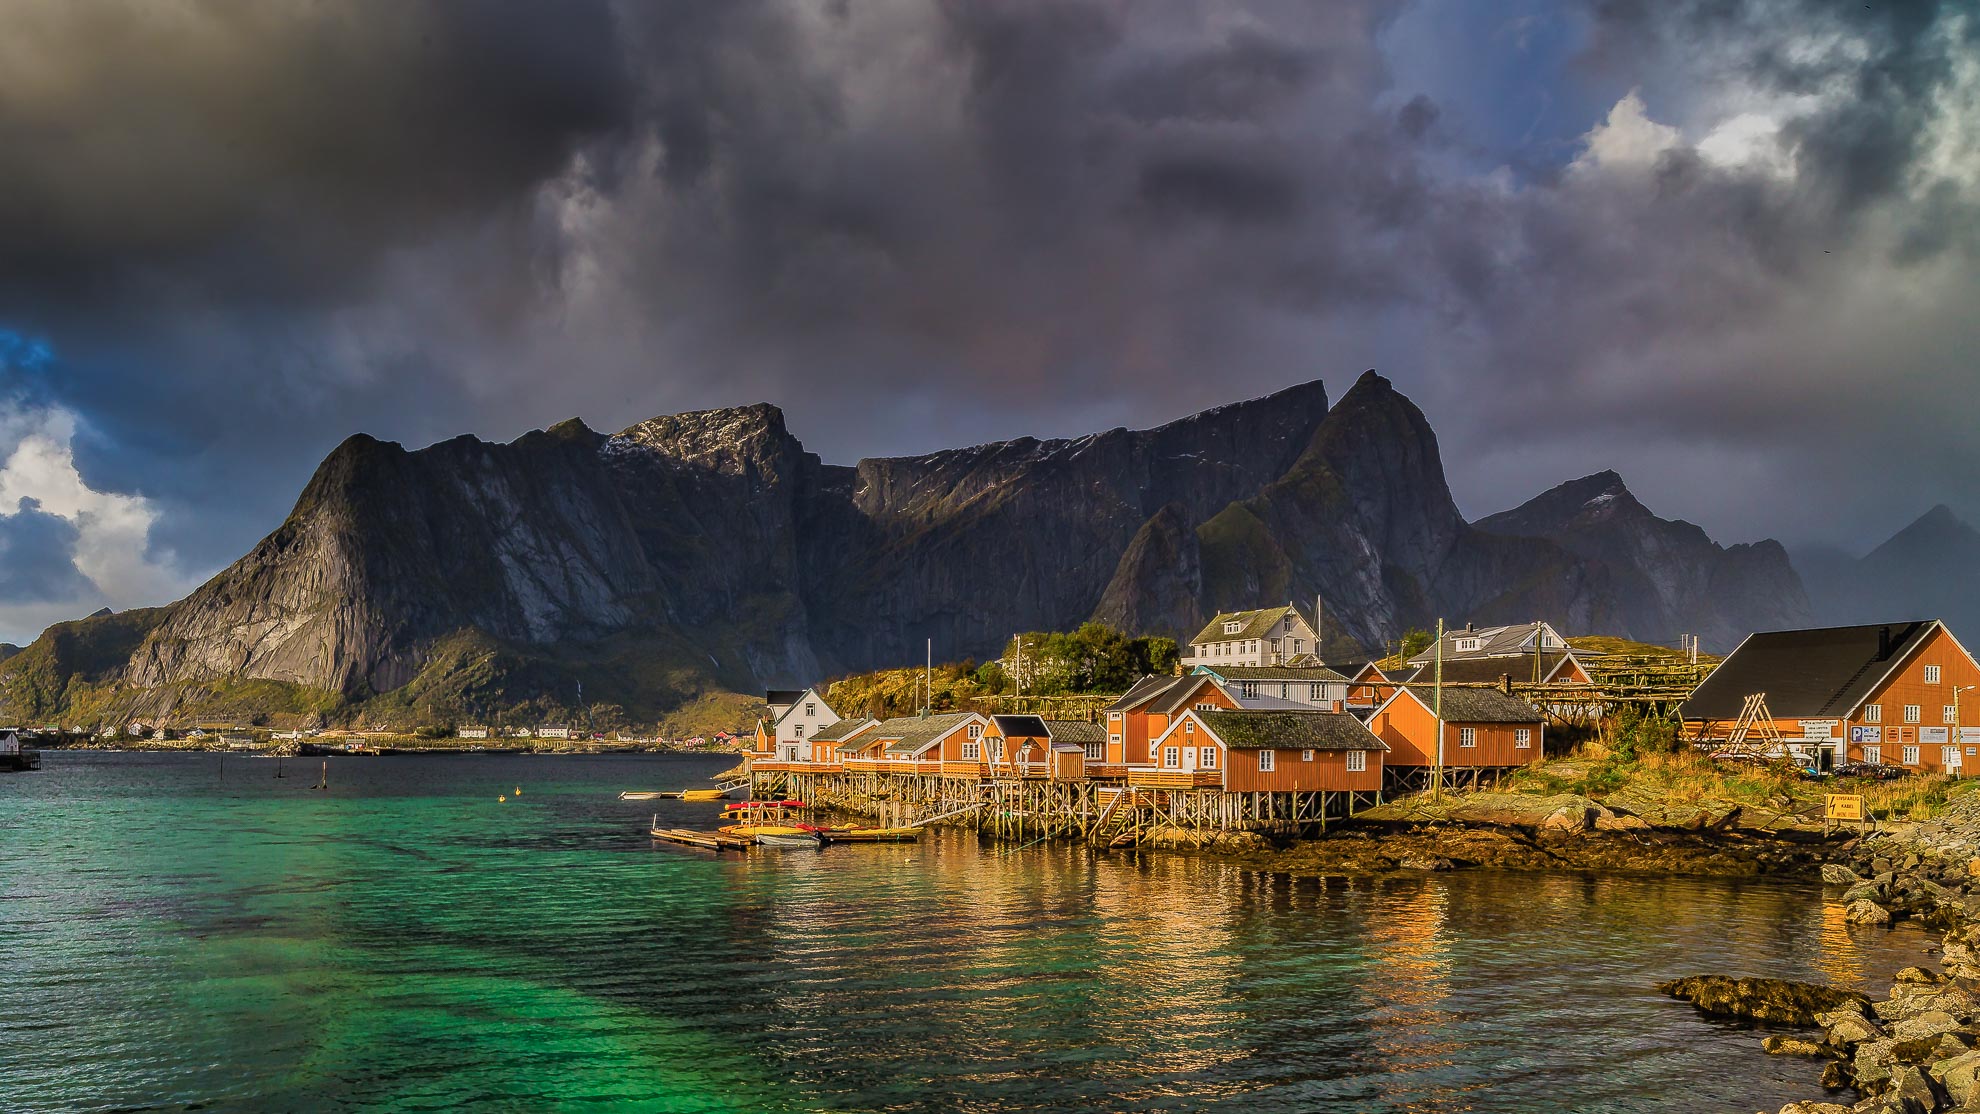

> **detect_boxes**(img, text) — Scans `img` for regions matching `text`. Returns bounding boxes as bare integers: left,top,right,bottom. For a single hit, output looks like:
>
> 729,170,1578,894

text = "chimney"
1878,626,1893,661
1499,673,1513,694
1465,622,1475,633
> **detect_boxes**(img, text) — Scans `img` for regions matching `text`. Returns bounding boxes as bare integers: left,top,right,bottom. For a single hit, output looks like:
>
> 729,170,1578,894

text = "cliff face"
1798,505,1980,637
0,372,1819,722
1474,470,1811,652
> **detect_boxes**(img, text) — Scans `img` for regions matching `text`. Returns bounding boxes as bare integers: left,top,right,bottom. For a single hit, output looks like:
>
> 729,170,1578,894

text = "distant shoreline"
41,739,747,757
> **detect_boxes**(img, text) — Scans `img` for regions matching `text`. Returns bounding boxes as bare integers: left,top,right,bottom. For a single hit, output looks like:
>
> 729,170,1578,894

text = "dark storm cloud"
0,499,92,604
0,0,1977,645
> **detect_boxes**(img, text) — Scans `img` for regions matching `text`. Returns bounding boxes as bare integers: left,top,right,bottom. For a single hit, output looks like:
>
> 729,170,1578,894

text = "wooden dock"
649,826,752,851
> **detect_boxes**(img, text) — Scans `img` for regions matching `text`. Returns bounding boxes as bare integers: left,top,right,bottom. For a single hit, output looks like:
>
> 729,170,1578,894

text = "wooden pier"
748,767,1380,846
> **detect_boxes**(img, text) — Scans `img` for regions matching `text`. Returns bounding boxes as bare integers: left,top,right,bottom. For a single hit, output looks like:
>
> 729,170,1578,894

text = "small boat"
824,827,921,843
717,800,821,841
680,788,731,801
754,831,824,849
620,790,679,800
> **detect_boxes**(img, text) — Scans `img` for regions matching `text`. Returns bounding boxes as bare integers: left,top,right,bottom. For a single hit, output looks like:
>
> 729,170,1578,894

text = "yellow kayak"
681,789,730,801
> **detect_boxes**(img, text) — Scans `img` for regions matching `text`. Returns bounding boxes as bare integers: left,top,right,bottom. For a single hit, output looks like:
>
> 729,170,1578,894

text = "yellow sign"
1826,794,1864,822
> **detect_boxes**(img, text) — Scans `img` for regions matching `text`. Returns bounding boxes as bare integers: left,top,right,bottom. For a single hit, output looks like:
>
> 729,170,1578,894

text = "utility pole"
924,638,932,716
1314,593,1324,663
1433,617,1445,801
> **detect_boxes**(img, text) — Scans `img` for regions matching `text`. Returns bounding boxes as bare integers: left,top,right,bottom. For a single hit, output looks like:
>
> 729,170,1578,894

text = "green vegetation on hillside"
827,621,1174,720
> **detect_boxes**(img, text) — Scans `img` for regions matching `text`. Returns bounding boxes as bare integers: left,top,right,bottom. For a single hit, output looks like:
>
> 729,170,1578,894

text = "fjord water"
0,754,1931,1112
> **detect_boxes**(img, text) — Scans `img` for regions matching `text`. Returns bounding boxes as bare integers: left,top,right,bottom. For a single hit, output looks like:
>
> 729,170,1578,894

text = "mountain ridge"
0,373,1821,726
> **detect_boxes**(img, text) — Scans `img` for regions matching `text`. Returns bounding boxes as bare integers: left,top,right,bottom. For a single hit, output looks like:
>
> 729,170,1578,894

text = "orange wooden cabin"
1135,708,1387,792
1367,685,1545,789
1103,674,1240,770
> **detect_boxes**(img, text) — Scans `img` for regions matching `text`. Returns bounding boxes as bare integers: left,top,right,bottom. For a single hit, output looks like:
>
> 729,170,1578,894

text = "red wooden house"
1367,685,1546,790
1679,620,1980,773
1135,709,1386,793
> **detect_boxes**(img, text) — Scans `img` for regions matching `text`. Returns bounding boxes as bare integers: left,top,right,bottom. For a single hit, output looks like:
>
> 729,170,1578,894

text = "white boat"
754,832,823,849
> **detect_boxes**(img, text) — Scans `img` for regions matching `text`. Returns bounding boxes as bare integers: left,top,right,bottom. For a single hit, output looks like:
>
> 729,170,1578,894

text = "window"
1194,702,1217,712
968,723,984,739
1184,720,1195,734
1292,639,1303,654
1278,683,1290,699
1224,621,1242,634
1301,749,1315,762
991,740,1005,760
1925,665,1942,684
1865,745,1882,765
1948,706,1960,724
1310,684,1325,701
1903,745,1921,765
805,702,816,716
1515,729,1532,749
1905,705,1922,724
1084,741,1104,761
1946,746,1962,769
1258,749,1275,771
1163,746,1180,768
962,741,980,760
1109,734,1121,748
1865,705,1883,723
793,725,803,738
1457,637,1481,653
1109,712,1122,723
1345,750,1366,773
1284,617,1294,632
1459,727,1477,748
1200,747,1217,769
1240,682,1257,699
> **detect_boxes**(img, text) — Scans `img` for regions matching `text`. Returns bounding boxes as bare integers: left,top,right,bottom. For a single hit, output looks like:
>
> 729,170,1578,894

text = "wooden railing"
1127,769,1224,789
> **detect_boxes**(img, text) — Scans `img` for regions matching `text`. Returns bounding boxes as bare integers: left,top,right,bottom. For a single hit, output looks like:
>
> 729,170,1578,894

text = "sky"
1,0,1977,646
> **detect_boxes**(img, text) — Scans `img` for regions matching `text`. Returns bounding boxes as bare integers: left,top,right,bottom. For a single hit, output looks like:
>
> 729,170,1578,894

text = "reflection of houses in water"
1359,881,1454,1028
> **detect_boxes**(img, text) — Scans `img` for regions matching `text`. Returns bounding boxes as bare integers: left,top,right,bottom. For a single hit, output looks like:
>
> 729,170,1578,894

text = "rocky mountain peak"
608,402,801,481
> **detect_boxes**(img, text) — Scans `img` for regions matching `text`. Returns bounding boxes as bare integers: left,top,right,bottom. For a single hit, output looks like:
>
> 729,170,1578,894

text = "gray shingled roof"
873,712,980,756
1678,621,1942,721
1200,664,1349,682
1197,710,1388,751
1107,674,1182,712
1399,685,1546,724
1044,720,1104,744
1150,675,1229,715
992,714,1050,739
1187,604,1304,647
1405,622,1583,666
811,717,875,742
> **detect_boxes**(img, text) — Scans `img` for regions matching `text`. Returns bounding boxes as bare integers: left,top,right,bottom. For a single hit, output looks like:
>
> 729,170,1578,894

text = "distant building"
1406,621,1588,670
1182,604,1320,668
537,725,572,740
1679,620,1980,772
458,725,490,739
1393,653,1590,687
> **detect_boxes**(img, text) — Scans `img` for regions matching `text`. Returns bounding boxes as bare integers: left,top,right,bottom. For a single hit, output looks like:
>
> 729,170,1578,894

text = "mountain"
1797,505,1980,636
0,372,1813,726
1474,470,1810,651
0,643,18,664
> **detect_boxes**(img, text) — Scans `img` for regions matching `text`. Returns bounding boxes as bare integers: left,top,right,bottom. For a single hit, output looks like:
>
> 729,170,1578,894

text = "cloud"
0,0,1974,637
0,389,199,642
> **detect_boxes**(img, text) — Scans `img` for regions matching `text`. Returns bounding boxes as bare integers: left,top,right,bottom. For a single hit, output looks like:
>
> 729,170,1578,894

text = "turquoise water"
0,752,1935,1112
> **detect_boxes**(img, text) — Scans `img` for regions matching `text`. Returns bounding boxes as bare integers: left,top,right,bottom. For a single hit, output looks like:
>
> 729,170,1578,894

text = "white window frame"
1515,728,1532,749
805,702,816,716
1345,750,1366,773
1948,706,1960,725
1865,745,1882,765
1163,746,1180,769
1459,727,1477,748
991,740,1005,760
1240,682,1257,699
793,724,803,738
1905,705,1921,724
1865,705,1882,723
1301,749,1315,762
1925,665,1942,684
1945,745,1962,769
1184,720,1195,735
1200,747,1217,769
968,723,983,739
1903,745,1921,766
1310,684,1324,701
961,741,980,761
1224,621,1241,634
1258,749,1275,771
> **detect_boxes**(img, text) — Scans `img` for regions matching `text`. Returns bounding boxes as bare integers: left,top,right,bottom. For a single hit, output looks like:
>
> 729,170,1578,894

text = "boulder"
1896,967,1946,986
1853,1037,1897,1090
1658,975,1874,1027
1847,899,1895,925
1891,1010,1964,1043
1763,1035,1830,1057
1825,863,1865,886
1844,881,1886,905
1398,857,1454,871
1829,1012,1888,1047
1886,1063,1944,1111
1931,1048,1980,1108
1878,985,1979,1024
1777,1104,1852,1114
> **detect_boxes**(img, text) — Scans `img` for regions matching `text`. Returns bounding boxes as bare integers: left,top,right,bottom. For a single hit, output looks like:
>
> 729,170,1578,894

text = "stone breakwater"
1759,807,1980,1114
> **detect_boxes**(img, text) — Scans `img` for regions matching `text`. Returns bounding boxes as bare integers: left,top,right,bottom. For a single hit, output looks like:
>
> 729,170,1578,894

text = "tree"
1400,628,1434,659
